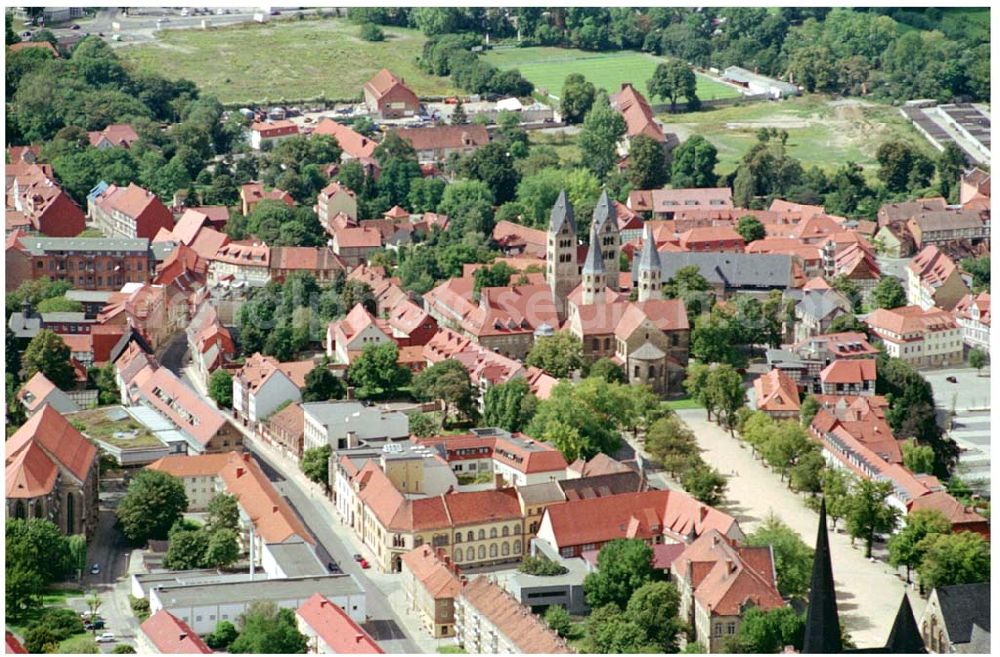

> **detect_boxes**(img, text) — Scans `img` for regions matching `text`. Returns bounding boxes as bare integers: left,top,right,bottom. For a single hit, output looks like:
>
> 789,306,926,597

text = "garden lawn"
663,397,703,411
661,94,937,179
119,17,456,104
483,47,739,101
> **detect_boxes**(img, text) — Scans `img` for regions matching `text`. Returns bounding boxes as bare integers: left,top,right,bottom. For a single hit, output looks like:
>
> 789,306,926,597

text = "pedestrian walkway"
675,409,926,649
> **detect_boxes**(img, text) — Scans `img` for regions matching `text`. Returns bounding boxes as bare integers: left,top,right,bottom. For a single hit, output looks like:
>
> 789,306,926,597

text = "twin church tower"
546,189,662,318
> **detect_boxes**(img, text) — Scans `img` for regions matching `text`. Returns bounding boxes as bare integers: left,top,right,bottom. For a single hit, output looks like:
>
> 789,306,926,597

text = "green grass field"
483,47,740,101
119,17,457,104
662,94,936,179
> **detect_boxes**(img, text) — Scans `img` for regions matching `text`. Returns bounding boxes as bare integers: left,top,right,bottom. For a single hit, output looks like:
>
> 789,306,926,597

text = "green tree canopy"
583,539,661,609
725,607,805,653
736,215,766,243
887,508,951,583
413,359,477,425
627,134,669,190
525,331,584,379
746,514,814,598
578,92,627,180
483,378,538,433
670,135,718,188
208,369,233,408
302,362,346,403
845,478,900,557
117,470,189,544
647,60,699,111
301,444,333,491
21,329,75,390
916,530,990,589
347,342,411,399
560,72,596,125
230,601,308,654
871,276,907,309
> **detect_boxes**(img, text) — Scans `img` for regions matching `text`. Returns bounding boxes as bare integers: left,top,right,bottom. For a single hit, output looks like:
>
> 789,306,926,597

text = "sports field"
662,95,936,179
120,17,457,104
483,46,741,101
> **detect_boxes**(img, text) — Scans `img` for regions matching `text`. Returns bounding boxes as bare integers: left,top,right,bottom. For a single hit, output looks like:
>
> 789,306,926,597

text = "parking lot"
923,366,991,494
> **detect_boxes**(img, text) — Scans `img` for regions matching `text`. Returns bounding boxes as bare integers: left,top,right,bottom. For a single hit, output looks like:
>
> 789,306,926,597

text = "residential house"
865,306,964,368
16,372,81,417
329,221,383,267
906,245,970,311
269,246,344,284
454,576,572,654
145,452,236,510
312,119,379,174
952,292,990,354
296,593,383,654
535,489,743,559
752,369,801,419
819,359,876,397
608,83,679,162
400,545,462,639
919,583,990,654
5,405,99,536
5,232,153,292
6,163,86,237
137,610,213,654
185,302,235,386
87,124,140,150
792,332,880,368
130,365,244,454
395,125,490,165
263,402,306,461
492,221,547,259
672,530,785,652
327,304,393,364
414,429,569,487
317,181,359,226
826,240,881,297
248,120,300,150
959,168,990,207
630,188,733,219
232,353,312,427
907,209,990,249
677,226,745,252
208,241,271,288
907,492,990,540
239,182,295,216
877,197,948,229
794,282,853,341
89,182,175,240
363,69,420,119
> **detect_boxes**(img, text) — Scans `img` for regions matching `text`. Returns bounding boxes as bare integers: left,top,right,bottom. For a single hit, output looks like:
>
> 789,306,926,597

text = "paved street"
675,409,926,649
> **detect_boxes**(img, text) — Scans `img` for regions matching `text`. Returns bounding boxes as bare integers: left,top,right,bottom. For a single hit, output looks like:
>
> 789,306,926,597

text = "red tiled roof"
865,305,958,336
140,610,212,654
953,292,990,328
753,369,801,413
96,183,163,220
313,119,377,159
296,594,383,654
401,545,462,600
6,405,97,495
5,632,27,654
460,576,572,654
907,491,989,536
819,359,876,385
16,371,61,414
137,367,231,447
88,123,139,148
542,489,739,548
395,125,490,152
8,40,58,56
218,452,315,544
365,68,412,99
250,120,299,138
147,452,236,478
609,83,665,142
650,188,733,212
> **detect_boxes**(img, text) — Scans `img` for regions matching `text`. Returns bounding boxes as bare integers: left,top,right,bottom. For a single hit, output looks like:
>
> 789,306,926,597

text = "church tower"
547,190,579,319
592,190,621,288
803,498,843,654
637,223,662,302
581,221,606,306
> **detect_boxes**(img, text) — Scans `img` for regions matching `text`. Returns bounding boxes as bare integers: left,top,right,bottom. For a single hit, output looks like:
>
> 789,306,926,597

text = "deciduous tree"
208,369,233,408
746,515,814,598
526,331,584,379
347,342,411,398
583,539,661,610
483,378,537,433
647,60,698,111
22,329,75,390
871,276,907,309
301,445,333,491
670,135,718,188
578,92,626,180
413,360,477,425
626,134,669,190
887,509,950,584
117,470,188,544
916,530,990,589
844,478,900,557
560,73,596,125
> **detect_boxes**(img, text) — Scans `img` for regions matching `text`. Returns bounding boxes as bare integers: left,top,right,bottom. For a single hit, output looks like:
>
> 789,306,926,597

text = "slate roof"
933,583,990,645
635,251,795,289
548,190,575,235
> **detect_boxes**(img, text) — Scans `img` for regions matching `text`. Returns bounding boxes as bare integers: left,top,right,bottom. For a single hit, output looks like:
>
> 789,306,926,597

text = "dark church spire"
882,594,926,654
803,498,843,654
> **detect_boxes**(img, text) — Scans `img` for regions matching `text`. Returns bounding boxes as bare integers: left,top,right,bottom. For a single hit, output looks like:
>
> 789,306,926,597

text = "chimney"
700,506,709,521
355,634,364,644
712,534,721,546
179,633,187,641
272,505,279,513
236,467,245,478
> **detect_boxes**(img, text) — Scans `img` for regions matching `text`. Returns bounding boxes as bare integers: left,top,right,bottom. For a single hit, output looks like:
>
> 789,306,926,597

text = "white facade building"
302,401,410,452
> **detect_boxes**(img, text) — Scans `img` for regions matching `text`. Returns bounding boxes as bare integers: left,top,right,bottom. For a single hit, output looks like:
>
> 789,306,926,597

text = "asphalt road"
244,442,420,652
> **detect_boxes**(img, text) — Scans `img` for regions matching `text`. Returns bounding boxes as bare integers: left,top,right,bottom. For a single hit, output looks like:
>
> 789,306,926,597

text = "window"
478,546,486,560
478,529,485,540
514,541,522,554
714,623,723,638
467,547,475,561
490,544,498,558
501,525,509,537
727,622,736,635
490,527,497,539
455,533,462,543
467,531,474,542
501,542,509,556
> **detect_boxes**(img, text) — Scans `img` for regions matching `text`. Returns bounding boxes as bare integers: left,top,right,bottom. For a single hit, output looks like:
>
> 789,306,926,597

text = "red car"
359,558,370,569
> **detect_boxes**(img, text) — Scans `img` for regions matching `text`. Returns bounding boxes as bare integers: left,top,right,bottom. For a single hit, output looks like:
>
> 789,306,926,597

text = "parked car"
327,561,340,573
946,376,958,383
70,24,80,30
353,554,363,562
96,633,115,643
90,563,100,575
83,620,105,631
359,558,370,569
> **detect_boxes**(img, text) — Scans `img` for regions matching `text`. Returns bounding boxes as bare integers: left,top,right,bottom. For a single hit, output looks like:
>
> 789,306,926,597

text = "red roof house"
139,610,212,654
